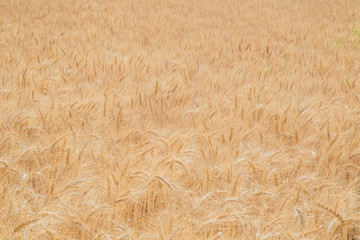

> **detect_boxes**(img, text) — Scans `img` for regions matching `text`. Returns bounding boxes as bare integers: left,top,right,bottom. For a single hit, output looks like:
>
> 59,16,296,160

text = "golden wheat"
1,0,360,239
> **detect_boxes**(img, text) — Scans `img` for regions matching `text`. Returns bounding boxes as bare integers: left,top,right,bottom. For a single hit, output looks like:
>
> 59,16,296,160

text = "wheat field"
1,0,360,239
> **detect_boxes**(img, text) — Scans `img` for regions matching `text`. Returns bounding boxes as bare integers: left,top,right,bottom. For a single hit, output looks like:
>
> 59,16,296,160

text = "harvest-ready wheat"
0,0,360,239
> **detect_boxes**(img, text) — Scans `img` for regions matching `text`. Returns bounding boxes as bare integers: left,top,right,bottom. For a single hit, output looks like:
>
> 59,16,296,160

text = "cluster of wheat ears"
1,0,360,239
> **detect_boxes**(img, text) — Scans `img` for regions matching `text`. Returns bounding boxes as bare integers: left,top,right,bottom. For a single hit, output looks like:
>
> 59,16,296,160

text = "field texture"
1,0,360,239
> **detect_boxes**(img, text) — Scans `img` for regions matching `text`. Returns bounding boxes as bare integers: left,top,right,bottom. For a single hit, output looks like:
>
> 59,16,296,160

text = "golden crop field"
1,0,360,239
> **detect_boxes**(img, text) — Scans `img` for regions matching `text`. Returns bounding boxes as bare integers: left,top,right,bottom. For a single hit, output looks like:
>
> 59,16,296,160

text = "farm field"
1,0,360,239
